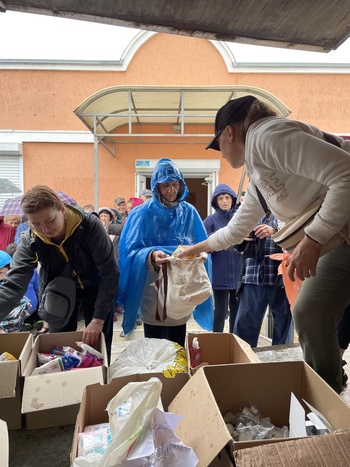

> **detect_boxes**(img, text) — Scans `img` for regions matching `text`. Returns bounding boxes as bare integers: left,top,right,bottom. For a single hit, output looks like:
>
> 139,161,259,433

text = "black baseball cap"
206,95,257,151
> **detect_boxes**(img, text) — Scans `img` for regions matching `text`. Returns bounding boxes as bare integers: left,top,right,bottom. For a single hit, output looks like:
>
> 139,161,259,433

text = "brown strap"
156,262,168,321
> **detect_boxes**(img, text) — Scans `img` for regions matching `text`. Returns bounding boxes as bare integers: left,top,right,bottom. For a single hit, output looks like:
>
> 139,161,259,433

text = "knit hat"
98,207,115,222
0,251,12,268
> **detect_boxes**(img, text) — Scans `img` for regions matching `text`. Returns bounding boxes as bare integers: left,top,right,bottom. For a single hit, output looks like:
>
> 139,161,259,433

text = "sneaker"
136,318,142,326
342,360,348,386
119,330,125,338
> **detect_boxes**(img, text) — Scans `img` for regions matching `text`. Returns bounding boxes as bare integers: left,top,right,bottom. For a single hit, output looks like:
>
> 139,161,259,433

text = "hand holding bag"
152,253,212,321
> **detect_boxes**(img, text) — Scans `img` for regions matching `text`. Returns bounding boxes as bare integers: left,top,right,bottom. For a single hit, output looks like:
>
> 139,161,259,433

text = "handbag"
152,254,212,321
38,261,76,328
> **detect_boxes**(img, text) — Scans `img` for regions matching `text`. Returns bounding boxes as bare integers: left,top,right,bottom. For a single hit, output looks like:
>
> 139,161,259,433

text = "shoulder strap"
255,185,270,216
322,131,341,148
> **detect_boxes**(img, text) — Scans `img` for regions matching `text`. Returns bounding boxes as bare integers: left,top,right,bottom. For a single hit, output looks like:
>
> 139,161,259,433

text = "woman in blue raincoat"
117,158,213,345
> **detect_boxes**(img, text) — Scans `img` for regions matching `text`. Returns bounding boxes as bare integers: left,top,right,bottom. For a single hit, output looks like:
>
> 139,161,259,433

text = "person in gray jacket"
0,185,118,361
177,95,350,394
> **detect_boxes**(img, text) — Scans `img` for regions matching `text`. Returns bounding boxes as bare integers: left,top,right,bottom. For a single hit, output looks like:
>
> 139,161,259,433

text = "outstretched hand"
286,235,322,281
176,240,211,259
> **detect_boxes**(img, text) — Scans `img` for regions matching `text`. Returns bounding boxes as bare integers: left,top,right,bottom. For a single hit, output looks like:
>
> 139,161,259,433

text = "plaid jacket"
241,215,283,287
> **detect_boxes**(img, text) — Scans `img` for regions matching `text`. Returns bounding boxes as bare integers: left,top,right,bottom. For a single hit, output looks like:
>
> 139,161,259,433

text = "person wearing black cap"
177,95,350,394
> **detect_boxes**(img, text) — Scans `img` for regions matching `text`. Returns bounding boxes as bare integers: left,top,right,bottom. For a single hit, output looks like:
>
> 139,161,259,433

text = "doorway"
135,159,220,218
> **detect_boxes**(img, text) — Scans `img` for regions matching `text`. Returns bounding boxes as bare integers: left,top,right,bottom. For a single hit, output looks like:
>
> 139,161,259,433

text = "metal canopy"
3,0,350,52
73,85,291,208
74,85,291,155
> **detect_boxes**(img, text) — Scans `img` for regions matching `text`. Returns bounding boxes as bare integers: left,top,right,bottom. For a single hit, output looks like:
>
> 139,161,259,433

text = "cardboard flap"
232,335,261,363
234,431,350,466
169,367,231,467
0,361,18,398
0,419,8,467
0,332,33,397
18,333,35,374
22,367,104,413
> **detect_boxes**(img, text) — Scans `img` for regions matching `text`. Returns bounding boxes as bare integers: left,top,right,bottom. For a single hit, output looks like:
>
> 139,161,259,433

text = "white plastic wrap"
109,338,188,379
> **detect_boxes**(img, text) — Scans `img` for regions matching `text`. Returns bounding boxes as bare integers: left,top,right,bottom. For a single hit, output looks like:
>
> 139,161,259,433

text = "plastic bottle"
190,337,201,368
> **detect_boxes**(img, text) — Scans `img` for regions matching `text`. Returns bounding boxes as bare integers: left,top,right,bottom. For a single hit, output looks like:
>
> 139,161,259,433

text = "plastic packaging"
224,401,289,441
78,423,112,458
189,337,201,368
109,338,188,379
0,351,17,362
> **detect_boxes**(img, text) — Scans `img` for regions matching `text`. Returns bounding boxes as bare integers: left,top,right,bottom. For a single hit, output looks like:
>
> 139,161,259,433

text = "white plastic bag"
152,253,212,320
74,378,162,466
109,338,188,379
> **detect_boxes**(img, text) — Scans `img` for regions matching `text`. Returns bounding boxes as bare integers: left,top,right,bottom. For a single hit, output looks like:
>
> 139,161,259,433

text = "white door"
135,173,147,197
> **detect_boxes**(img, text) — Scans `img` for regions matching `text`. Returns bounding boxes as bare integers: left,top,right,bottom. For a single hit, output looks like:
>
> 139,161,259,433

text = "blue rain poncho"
117,158,213,335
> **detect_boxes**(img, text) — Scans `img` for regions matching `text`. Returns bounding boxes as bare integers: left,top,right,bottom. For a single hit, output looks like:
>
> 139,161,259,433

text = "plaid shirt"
241,215,282,287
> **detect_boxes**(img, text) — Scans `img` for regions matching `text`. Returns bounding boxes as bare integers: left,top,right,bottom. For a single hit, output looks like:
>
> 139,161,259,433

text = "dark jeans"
213,289,239,333
233,283,293,347
338,303,350,350
49,286,114,364
143,322,186,347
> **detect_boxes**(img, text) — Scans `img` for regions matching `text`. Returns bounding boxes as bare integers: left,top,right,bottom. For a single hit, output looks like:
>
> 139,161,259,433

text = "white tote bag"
152,253,212,321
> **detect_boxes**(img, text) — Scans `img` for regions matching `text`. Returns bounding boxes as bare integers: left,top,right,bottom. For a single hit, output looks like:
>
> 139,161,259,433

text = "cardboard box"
71,372,190,465
187,332,260,372
234,430,350,466
0,332,33,430
21,331,107,429
169,361,350,466
0,419,9,467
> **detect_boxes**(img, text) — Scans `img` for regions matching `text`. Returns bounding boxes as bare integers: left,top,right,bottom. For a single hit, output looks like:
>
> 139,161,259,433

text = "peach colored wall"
1,32,350,206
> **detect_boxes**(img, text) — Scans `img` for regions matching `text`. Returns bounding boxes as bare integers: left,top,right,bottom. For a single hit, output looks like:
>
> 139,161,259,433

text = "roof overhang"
2,0,350,52
74,85,291,154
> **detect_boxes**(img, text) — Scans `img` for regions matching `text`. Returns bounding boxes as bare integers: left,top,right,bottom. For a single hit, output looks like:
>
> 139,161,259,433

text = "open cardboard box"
187,332,260,373
71,372,190,465
169,361,350,466
0,332,33,429
21,331,108,429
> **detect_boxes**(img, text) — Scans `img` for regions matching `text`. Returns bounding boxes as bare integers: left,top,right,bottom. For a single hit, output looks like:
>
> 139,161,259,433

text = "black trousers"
143,322,186,347
49,286,114,363
213,289,239,333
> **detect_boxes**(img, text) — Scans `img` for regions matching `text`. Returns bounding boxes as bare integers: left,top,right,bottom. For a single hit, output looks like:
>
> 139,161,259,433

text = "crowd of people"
0,95,349,395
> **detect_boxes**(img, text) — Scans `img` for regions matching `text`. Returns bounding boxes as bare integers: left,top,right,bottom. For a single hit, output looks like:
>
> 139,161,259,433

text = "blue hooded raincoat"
117,158,213,335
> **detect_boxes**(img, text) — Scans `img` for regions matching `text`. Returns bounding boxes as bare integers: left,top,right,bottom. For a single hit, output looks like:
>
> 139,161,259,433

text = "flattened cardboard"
0,419,9,467
169,362,350,466
187,332,260,372
71,372,190,465
21,331,107,429
234,430,350,466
